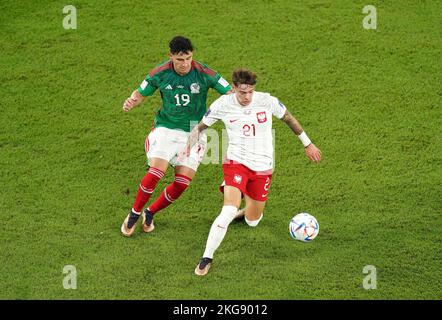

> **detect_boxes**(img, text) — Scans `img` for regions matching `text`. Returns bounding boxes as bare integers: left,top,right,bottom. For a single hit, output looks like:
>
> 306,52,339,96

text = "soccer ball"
289,213,319,242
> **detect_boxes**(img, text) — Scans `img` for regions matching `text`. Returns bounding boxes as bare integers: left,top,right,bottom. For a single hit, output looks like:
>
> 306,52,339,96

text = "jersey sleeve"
202,98,224,126
137,73,159,96
211,73,232,94
196,61,232,94
268,96,287,119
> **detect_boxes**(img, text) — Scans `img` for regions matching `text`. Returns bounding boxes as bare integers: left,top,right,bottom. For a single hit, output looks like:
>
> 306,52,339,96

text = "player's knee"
214,205,238,228
245,213,263,227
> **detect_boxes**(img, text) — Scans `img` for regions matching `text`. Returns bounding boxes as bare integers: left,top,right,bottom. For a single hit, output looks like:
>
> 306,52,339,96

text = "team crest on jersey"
256,111,267,123
190,83,200,94
233,174,242,184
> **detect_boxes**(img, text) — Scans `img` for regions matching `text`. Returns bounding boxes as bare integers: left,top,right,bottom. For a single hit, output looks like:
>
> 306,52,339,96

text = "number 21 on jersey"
243,124,256,137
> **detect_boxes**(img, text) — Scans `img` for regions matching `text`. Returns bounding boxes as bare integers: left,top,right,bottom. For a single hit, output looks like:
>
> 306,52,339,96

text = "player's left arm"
210,73,232,95
281,110,322,163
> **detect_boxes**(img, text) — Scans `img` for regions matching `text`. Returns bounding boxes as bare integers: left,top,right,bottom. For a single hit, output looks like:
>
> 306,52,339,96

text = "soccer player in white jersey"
185,68,322,276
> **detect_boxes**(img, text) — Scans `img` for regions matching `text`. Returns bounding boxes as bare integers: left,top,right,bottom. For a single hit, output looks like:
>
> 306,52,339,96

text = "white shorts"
145,127,207,172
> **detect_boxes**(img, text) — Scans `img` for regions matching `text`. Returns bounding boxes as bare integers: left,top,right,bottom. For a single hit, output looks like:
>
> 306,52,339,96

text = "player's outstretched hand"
305,144,321,163
177,146,189,162
177,139,193,161
122,97,138,112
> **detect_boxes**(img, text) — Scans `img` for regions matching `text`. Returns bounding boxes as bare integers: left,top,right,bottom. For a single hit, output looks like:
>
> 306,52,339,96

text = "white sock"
245,213,263,227
202,205,238,259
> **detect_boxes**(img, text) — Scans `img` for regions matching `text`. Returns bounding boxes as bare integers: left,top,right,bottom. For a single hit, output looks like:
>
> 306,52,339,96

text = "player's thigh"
149,157,169,173
245,174,272,202
172,132,207,172
244,194,267,221
146,127,179,163
175,165,196,179
223,186,242,208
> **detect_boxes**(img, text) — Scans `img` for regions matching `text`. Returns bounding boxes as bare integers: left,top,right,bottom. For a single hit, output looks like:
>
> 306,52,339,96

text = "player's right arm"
123,90,146,112
123,72,160,112
184,99,224,156
183,121,209,157
190,121,210,144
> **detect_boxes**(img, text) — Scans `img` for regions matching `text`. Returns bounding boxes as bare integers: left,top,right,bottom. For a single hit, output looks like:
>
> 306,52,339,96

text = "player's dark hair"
232,68,257,86
169,36,194,54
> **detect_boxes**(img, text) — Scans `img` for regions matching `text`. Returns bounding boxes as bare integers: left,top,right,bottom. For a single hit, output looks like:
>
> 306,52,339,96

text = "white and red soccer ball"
289,213,319,242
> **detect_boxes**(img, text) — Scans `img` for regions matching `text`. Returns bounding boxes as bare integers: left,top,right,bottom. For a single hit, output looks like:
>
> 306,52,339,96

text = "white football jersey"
202,92,287,171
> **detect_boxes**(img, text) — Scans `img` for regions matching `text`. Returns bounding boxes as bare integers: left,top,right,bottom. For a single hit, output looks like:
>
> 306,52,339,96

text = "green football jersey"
137,60,231,132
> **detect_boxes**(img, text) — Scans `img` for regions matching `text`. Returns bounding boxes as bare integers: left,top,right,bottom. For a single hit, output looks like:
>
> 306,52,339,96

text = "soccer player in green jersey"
121,36,232,237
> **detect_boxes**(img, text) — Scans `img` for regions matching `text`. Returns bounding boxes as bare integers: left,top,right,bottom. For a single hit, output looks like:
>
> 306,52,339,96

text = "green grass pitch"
0,0,441,299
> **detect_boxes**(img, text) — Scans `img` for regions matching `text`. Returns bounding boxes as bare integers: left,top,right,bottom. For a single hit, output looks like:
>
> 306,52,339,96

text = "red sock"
148,174,191,214
132,167,165,213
